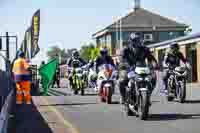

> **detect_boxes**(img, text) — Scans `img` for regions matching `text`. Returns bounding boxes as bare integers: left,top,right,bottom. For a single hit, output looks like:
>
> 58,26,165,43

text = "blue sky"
0,0,199,64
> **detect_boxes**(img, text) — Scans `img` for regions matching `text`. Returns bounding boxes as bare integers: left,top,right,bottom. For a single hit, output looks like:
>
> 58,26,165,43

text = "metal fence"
0,52,15,133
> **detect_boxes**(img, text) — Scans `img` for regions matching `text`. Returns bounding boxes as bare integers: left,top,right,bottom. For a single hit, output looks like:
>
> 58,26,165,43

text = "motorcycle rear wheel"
74,90,79,95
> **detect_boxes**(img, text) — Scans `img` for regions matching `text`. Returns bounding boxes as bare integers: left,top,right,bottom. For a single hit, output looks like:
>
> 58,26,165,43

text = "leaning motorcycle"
97,64,117,104
166,63,190,103
125,66,153,120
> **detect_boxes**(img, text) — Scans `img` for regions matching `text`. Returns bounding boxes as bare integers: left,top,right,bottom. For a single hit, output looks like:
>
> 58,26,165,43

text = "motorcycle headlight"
137,77,143,81
145,76,152,81
145,77,150,81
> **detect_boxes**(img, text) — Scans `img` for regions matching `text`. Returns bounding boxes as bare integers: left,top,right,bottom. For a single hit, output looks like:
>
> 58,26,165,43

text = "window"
159,32,184,42
144,34,153,42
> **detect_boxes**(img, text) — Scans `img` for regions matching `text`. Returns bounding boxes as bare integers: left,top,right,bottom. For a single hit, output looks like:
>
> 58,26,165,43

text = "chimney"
134,0,141,10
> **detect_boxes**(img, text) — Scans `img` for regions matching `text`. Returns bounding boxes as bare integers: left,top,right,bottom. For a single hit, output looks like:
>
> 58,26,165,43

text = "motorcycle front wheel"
74,90,79,95
138,91,149,120
166,79,174,102
107,87,112,104
81,88,85,96
177,80,186,103
125,91,135,116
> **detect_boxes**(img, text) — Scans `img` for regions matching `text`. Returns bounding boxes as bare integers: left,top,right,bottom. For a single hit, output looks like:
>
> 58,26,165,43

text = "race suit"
67,57,86,87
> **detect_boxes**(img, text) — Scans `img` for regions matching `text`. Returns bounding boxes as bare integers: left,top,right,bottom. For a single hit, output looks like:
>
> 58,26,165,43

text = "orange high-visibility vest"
12,58,31,82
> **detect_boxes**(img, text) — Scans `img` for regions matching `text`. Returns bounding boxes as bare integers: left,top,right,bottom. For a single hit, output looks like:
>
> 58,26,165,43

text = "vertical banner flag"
20,40,26,54
31,9,40,58
19,27,31,60
25,27,32,60
19,28,29,59
16,39,26,60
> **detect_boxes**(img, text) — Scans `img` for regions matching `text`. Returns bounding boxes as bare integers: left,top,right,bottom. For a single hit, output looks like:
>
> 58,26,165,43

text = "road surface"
39,78,200,133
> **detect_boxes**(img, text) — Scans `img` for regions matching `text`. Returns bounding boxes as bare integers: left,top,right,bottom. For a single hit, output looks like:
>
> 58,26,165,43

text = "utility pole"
6,32,9,60
6,32,10,72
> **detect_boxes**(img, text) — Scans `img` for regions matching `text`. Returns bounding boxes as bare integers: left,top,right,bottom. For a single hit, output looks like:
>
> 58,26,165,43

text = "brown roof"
93,8,188,38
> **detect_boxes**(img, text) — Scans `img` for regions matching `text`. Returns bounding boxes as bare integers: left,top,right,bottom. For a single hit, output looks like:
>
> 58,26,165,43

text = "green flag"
39,58,58,96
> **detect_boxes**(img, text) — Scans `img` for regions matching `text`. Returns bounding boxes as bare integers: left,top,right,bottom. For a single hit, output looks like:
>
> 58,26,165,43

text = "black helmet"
170,42,179,50
129,32,142,47
130,32,140,40
41,61,45,65
18,51,25,58
100,47,108,56
72,50,79,59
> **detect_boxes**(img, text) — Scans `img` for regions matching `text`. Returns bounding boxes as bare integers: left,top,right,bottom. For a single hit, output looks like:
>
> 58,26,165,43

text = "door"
158,49,166,71
186,44,197,83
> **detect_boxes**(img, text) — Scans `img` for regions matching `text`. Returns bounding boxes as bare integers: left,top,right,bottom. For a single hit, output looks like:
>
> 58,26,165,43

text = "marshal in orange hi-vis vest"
13,58,31,81
12,58,31,104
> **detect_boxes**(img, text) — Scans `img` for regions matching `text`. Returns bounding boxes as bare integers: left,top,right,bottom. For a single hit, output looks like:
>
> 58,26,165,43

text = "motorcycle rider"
162,42,189,94
95,47,115,72
67,50,87,87
119,32,158,104
94,47,115,92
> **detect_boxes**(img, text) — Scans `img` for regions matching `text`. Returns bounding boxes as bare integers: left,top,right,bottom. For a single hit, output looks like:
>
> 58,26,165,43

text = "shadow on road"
39,102,97,107
148,113,200,121
183,100,200,104
109,101,120,104
48,88,71,96
14,100,53,133
83,93,98,96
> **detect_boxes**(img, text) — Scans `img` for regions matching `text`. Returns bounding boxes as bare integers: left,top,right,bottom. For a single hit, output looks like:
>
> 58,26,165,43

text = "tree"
47,45,76,64
90,47,100,60
80,43,96,61
184,26,192,35
47,46,61,59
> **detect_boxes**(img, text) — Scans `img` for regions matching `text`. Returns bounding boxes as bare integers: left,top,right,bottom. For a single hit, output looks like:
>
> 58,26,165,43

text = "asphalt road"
43,78,200,133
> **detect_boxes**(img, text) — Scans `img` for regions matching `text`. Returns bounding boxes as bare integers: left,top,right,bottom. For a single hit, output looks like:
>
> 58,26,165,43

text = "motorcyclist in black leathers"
94,47,115,72
119,32,158,104
162,42,188,93
67,50,87,87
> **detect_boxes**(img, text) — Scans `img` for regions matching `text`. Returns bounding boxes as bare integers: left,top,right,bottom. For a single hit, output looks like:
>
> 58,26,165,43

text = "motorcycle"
68,60,87,96
166,63,190,103
88,66,98,91
125,66,153,120
97,64,117,104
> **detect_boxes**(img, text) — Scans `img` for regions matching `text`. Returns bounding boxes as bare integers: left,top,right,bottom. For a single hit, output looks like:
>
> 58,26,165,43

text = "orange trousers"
16,81,31,104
